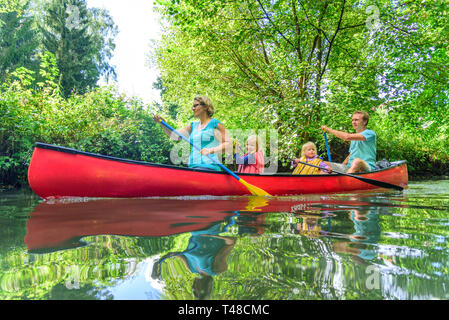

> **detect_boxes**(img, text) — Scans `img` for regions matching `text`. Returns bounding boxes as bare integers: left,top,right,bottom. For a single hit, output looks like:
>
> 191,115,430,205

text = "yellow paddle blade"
242,196,269,211
239,178,271,197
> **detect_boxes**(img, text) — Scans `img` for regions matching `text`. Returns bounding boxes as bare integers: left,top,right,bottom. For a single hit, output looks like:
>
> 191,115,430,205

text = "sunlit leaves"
153,0,449,173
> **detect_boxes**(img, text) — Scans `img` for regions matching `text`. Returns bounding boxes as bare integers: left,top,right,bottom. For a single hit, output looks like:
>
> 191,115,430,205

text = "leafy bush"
0,57,172,188
371,106,449,176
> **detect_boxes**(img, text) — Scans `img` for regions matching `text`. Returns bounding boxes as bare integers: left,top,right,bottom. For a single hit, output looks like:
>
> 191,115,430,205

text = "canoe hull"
28,143,408,198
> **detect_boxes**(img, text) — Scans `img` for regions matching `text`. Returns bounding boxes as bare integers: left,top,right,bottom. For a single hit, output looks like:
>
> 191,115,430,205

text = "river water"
1,180,448,300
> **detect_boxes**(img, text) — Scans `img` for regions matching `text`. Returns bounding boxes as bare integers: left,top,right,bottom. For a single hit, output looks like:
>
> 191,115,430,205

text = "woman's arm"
153,115,191,141
200,122,231,155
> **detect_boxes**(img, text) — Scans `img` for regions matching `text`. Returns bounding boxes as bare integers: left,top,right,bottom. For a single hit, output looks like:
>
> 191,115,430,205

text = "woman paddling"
153,96,231,171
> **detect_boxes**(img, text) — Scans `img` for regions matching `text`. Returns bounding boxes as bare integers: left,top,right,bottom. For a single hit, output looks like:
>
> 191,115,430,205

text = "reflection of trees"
0,235,178,299
2,190,449,300
156,212,383,299
374,195,449,299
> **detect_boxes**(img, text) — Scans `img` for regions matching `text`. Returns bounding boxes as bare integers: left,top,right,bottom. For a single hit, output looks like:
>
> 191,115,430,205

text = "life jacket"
292,156,325,175
237,151,265,174
299,220,322,238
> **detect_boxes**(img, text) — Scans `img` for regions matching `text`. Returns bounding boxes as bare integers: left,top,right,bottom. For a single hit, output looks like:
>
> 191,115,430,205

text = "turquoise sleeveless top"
183,224,225,276
189,118,222,171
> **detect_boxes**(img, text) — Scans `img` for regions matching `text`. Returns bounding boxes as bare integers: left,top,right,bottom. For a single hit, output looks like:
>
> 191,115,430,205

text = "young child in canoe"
234,135,265,174
292,141,331,175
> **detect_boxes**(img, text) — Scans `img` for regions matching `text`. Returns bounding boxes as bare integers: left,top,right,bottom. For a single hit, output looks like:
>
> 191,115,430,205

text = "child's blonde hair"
300,141,317,158
247,135,264,154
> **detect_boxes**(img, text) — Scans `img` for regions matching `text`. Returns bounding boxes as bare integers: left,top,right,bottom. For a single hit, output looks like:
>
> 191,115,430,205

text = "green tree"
153,0,378,159
153,0,449,172
37,0,117,96
0,1,39,84
0,54,172,187
0,0,21,14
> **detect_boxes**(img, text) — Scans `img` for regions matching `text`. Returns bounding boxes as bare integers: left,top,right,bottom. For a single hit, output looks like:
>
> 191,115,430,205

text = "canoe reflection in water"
24,196,271,299
25,197,269,253
24,195,386,299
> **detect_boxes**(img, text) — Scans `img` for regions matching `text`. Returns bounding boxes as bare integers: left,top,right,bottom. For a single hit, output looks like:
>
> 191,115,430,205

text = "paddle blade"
243,196,269,211
354,175,404,191
239,179,271,197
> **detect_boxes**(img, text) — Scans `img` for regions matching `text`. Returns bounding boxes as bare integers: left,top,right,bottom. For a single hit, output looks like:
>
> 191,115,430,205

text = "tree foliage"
152,0,449,173
1,0,118,96
0,0,21,14
36,0,118,96
0,55,172,187
0,1,39,84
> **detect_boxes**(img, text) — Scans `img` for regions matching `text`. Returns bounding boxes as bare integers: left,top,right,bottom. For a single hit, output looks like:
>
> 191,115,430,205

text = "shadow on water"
1,180,449,299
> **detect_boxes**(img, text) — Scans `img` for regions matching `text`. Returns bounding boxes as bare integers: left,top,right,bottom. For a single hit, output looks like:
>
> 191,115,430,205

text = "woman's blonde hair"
194,96,214,117
300,141,317,157
247,135,264,154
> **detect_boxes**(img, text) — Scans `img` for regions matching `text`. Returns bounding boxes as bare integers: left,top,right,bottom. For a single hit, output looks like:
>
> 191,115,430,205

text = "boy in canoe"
321,111,376,173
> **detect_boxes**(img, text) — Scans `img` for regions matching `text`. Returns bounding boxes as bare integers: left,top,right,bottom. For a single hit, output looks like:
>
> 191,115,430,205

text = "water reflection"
1,182,449,299
152,222,236,299
25,195,380,253
25,197,268,252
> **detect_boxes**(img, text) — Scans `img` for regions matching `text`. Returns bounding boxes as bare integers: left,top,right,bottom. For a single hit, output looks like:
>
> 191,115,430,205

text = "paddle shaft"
323,132,332,162
159,120,242,181
297,160,404,191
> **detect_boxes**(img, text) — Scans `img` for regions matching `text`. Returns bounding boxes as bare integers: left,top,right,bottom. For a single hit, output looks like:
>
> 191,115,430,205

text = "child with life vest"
292,141,331,175
234,135,265,174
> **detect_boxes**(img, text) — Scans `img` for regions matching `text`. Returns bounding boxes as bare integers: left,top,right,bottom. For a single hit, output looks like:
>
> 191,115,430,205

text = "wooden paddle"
158,119,271,197
297,160,404,191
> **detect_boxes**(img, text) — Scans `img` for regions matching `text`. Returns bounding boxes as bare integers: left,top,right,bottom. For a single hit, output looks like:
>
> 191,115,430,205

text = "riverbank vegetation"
0,53,172,187
1,0,448,188
0,0,172,188
152,0,449,174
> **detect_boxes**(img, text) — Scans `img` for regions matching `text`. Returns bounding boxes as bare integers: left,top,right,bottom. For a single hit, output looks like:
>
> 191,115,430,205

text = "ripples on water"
0,180,449,300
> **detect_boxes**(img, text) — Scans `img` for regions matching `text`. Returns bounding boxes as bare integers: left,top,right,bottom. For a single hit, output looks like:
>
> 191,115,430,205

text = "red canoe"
27,142,408,198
